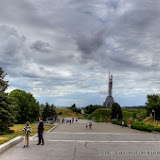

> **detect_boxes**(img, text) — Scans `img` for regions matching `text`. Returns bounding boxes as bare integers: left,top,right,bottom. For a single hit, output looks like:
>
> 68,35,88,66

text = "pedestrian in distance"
72,117,74,123
127,121,131,128
122,120,124,128
37,117,44,145
89,121,92,129
23,121,32,148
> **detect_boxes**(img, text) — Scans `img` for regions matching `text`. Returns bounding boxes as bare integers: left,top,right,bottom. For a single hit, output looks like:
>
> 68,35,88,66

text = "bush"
112,120,127,127
58,112,63,115
153,126,160,132
131,121,153,132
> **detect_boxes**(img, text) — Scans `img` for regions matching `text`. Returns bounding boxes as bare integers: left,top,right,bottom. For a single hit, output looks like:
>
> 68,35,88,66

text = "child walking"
23,121,32,148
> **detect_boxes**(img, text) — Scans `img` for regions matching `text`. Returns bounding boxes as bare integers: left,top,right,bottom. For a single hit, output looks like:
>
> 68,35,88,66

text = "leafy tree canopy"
9,89,40,123
68,103,81,114
111,103,123,120
84,105,102,114
146,94,160,120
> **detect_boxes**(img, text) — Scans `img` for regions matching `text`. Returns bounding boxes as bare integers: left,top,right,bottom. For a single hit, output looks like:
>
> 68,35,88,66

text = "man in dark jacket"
37,117,44,145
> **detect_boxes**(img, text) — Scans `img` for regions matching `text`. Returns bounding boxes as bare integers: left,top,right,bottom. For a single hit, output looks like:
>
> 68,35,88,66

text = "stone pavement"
1,120,160,160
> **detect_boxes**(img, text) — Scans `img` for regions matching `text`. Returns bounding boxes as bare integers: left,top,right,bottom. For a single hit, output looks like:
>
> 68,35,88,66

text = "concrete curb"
152,131,160,135
47,122,62,133
0,136,23,154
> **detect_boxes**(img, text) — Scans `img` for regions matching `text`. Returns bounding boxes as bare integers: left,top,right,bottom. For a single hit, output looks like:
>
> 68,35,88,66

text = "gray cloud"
30,40,50,53
1,0,160,106
76,30,106,56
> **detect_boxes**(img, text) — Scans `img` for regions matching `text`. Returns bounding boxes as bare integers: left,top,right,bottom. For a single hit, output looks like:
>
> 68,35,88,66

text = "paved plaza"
1,120,160,160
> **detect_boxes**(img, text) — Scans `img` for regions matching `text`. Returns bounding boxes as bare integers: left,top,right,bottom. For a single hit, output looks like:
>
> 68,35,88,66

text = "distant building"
45,115,57,124
103,72,114,107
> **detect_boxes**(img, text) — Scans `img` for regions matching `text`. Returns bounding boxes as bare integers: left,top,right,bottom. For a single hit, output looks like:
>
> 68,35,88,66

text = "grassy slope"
143,116,160,127
0,124,53,145
122,108,147,121
55,108,81,117
86,108,147,122
88,108,112,122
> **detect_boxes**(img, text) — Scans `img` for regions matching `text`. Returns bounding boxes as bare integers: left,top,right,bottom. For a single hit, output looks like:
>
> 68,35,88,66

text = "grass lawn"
0,124,54,145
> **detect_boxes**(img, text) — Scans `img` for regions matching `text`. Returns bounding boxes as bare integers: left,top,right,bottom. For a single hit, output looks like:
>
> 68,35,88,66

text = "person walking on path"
127,121,131,128
23,121,32,148
37,117,44,145
122,120,124,128
89,121,92,129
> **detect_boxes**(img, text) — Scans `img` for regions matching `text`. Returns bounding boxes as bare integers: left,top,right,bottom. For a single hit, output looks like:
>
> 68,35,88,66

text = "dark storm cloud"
76,30,105,56
30,40,51,53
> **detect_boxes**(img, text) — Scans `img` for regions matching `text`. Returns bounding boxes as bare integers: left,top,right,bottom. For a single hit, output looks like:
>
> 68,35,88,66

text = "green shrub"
112,120,127,127
153,126,160,132
58,112,62,115
131,121,153,132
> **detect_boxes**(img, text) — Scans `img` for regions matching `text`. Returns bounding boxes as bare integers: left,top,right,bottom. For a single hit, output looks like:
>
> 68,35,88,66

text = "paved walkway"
1,120,160,160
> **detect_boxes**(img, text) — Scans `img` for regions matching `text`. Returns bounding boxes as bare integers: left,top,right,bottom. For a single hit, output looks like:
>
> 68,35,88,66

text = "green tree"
84,105,101,114
69,103,81,114
9,89,40,123
111,103,123,120
42,103,57,121
146,94,160,120
0,67,15,134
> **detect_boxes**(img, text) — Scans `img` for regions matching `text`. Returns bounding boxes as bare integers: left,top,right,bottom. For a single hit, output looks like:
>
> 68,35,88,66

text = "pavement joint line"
50,132,150,135
47,140,160,143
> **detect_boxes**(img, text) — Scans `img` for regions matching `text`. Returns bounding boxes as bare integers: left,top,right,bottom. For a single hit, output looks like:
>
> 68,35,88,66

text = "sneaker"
23,145,26,148
37,143,41,145
42,143,44,145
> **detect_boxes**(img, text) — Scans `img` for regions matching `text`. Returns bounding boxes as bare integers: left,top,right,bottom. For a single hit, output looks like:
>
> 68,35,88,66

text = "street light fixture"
152,110,155,125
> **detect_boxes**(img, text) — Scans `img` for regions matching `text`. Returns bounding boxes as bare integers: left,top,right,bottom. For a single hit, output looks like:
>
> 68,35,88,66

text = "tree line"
0,67,57,135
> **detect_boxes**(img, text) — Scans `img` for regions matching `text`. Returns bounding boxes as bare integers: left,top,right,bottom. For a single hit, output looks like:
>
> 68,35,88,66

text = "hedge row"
112,120,160,132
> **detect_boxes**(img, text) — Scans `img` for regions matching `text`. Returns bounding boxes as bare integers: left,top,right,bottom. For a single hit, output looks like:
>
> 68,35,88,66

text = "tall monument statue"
108,74,113,97
103,72,114,107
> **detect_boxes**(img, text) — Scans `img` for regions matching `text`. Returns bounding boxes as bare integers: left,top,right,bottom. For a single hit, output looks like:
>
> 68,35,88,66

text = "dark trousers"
38,132,44,144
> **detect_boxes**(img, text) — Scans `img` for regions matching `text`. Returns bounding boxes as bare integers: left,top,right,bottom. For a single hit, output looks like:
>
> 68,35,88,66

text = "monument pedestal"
103,96,114,108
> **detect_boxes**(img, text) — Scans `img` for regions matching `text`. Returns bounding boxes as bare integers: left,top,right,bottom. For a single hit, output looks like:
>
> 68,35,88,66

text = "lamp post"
152,110,155,125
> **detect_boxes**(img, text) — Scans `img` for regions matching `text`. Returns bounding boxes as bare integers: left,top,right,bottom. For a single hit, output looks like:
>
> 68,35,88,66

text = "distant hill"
55,108,81,117
84,107,148,122
88,108,112,122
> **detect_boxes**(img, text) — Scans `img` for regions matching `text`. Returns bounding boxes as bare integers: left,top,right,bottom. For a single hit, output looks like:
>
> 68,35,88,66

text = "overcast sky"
1,0,160,107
